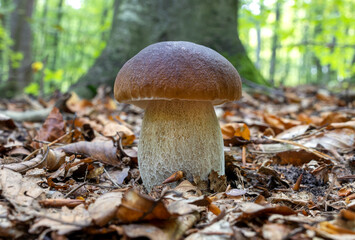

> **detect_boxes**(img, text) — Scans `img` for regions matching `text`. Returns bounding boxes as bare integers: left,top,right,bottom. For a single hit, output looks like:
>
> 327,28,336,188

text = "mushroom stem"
138,100,224,190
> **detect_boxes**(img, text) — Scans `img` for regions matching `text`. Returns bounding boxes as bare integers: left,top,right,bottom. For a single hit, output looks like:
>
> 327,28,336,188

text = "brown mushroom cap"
114,41,242,107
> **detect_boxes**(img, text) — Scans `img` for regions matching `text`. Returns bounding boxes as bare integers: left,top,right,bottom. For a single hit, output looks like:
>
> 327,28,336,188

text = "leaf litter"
0,85,354,239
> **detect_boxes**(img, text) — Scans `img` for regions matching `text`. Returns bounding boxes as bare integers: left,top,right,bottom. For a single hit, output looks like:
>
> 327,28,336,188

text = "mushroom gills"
138,100,224,190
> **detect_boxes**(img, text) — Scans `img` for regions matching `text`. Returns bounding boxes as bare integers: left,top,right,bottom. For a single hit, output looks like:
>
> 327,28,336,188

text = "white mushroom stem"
138,100,224,190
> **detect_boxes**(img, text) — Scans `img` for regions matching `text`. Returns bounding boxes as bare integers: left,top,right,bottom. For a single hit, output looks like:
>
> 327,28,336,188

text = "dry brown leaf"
7,146,31,156
66,92,94,114
185,220,233,240
274,150,321,166
112,167,130,184
319,221,355,235
58,141,119,166
0,203,24,238
297,113,315,125
4,147,65,173
0,168,45,210
236,203,296,222
32,107,65,149
97,115,135,145
281,118,302,129
174,180,202,198
116,189,171,223
284,92,301,103
276,125,309,140
262,223,291,240
209,170,227,192
73,117,103,132
225,189,247,197
88,191,123,226
339,209,355,221
329,121,355,130
221,123,250,140
122,213,199,240
29,205,91,235
0,113,17,130
320,112,348,126
302,128,355,150
263,114,285,131
338,188,353,197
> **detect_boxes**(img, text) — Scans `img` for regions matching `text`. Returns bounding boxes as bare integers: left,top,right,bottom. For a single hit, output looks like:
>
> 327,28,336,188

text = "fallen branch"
0,108,53,122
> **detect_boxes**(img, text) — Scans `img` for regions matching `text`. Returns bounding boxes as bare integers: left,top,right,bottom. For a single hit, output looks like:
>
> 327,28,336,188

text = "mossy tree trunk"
73,0,266,97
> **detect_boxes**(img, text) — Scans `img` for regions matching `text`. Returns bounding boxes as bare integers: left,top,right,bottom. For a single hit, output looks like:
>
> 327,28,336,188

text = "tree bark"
6,0,35,97
255,0,264,70
269,0,281,86
73,0,266,97
51,0,64,70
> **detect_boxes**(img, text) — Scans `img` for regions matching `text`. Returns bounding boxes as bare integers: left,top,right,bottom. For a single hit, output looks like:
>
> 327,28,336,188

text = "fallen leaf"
58,141,119,166
319,221,355,235
0,113,17,130
116,189,171,223
30,205,91,235
329,121,355,130
302,128,355,151
225,189,247,197
338,188,352,197
185,220,233,240
32,107,65,149
122,213,199,240
0,168,45,210
274,150,321,166
89,191,123,226
209,171,227,192
276,125,309,139
262,223,291,240
237,203,296,222
320,112,348,126
221,123,250,140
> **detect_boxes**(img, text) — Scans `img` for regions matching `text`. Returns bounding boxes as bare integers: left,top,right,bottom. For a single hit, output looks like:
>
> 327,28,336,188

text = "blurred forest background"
0,0,354,98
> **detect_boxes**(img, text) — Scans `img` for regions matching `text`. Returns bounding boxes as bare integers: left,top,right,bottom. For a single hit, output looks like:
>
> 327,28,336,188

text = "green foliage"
28,0,114,95
10,52,23,68
24,82,40,95
2,0,354,95
239,0,355,86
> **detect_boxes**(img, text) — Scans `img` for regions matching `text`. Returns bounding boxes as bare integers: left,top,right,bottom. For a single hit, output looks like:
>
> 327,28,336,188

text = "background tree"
73,0,266,97
6,0,35,97
0,0,354,97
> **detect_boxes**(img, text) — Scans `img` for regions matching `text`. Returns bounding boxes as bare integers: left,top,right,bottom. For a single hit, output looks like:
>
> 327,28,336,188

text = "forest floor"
0,85,354,240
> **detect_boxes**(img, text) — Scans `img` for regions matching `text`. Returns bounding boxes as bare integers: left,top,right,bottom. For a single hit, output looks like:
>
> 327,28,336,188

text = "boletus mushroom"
114,41,241,190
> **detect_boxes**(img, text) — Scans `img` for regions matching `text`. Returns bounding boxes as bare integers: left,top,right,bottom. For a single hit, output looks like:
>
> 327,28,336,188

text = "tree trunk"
73,0,266,97
255,0,264,70
51,0,64,70
269,0,281,86
6,0,35,97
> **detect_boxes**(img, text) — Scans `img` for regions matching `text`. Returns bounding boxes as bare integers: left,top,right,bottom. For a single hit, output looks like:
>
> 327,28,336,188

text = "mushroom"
114,41,241,190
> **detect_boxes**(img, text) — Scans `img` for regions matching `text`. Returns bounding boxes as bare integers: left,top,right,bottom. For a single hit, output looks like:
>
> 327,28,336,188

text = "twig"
268,137,335,163
337,175,355,180
0,108,53,122
103,167,123,188
23,130,74,162
323,173,335,211
242,146,246,167
64,182,87,198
